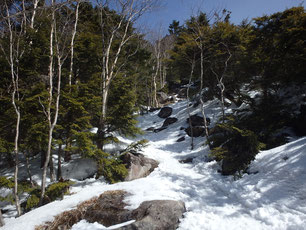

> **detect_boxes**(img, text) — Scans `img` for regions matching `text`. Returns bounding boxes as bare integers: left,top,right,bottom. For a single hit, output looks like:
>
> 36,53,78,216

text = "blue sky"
137,0,305,34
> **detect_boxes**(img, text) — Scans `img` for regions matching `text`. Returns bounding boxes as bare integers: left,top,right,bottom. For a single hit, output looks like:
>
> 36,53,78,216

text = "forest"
0,0,305,227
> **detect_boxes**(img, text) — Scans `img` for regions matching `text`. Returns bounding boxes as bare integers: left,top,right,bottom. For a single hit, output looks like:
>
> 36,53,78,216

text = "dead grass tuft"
35,190,128,230
35,196,98,230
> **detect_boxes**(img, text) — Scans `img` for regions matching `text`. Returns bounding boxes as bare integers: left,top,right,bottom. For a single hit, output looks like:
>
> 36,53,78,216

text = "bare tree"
68,0,80,89
172,32,197,150
187,56,196,150
210,42,232,123
152,38,161,108
40,0,57,204
159,34,175,88
0,0,27,217
95,0,159,149
189,12,212,148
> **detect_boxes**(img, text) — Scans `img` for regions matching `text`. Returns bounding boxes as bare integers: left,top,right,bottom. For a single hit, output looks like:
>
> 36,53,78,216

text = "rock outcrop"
120,200,186,230
185,126,205,137
158,107,172,118
84,190,130,226
162,117,178,127
176,136,185,142
157,92,169,104
186,114,210,127
120,152,159,181
154,127,167,133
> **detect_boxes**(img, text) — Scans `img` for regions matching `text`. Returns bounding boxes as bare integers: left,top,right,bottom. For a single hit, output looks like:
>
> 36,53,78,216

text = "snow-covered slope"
1,99,306,230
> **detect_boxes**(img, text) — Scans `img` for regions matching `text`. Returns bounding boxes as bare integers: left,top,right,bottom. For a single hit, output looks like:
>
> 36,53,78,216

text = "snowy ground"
1,99,306,230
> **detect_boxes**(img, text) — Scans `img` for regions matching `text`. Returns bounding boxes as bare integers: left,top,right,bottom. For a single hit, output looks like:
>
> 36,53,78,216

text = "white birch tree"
95,0,159,149
40,0,57,204
0,0,27,216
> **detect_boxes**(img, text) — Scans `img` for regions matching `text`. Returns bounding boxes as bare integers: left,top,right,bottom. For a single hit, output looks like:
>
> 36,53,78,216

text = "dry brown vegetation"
35,190,127,230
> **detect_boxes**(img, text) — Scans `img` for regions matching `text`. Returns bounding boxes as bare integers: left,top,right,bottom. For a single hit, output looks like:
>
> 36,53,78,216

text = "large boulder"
120,200,186,230
158,107,172,118
162,117,178,127
185,126,205,137
186,115,210,127
157,92,169,104
120,152,159,181
84,190,131,227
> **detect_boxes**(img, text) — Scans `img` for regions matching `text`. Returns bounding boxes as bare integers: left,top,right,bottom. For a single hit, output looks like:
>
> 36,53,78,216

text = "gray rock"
154,127,167,133
149,107,160,112
157,92,169,104
158,107,172,118
120,152,159,181
176,136,185,142
185,126,205,137
179,158,193,164
162,117,178,127
186,115,210,127
84,190,131,227
120,200,186,230
145,127,155,132
178,88,187,98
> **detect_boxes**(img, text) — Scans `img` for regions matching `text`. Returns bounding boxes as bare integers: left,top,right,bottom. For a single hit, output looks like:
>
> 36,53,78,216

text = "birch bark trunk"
30,0,40,29
199,47,210,146
96,0,151,149
6,2,22,217
187,59,195,150
40,0,56,204
68,0,80,89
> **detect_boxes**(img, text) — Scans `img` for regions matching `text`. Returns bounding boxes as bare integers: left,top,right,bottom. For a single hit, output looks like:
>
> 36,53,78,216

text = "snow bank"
1,100,306,230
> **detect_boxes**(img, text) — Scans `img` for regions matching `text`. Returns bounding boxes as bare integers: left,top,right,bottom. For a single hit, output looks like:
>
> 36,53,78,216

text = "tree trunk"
40,151,46,168
187,59,195,150
152,66,159,108
49,151,55,182
97,81,110,150
57,143,62,181
0,209,4,227
64,136,72,162
30,0,40,29
23,151,34,187
199,47,211,148
68,0,80,89
40,0,56,205
6,2,22,216
13,112,21,216
211,43,232,124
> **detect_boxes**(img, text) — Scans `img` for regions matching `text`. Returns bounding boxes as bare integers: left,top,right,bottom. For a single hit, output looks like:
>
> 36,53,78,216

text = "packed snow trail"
2,100,306,230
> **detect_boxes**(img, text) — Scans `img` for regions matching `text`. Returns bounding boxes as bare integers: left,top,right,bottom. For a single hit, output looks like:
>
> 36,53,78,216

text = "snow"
71,220,136,230
1,99,306,230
